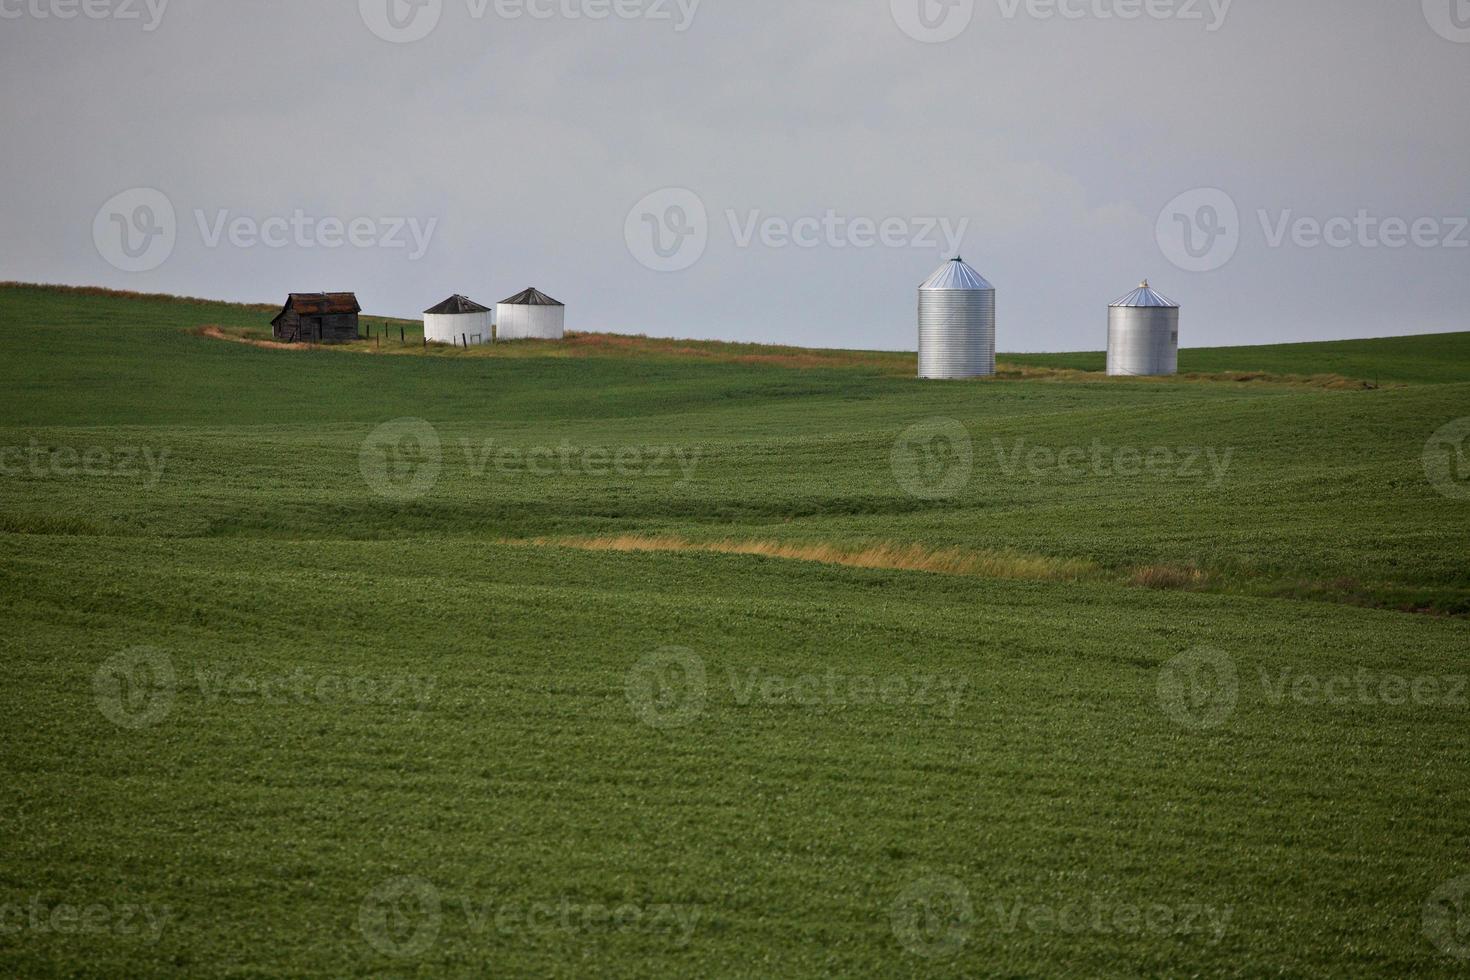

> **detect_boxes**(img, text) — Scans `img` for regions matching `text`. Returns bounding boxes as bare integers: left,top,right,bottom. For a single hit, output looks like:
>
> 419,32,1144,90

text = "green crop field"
2,282,1468,976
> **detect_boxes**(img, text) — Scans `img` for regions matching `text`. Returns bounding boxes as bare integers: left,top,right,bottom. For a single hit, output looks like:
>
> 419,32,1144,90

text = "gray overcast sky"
2,0,1467,351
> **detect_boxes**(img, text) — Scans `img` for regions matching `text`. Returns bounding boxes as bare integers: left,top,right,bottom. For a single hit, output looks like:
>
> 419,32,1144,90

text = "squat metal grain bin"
918,256,995,379
1108,281,1179,377
496,287,565,341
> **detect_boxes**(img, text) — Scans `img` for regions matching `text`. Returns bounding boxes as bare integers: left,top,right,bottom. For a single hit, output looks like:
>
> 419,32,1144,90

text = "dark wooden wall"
272,312,360,343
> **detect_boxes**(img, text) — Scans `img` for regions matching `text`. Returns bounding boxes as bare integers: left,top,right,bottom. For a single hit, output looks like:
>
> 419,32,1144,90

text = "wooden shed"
271,293,361,343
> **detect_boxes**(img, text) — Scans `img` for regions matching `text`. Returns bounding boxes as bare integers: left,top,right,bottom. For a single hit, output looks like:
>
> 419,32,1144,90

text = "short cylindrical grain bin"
918,257,995,379
1108,281,1179,377
495,287,565,341
424,294,492,346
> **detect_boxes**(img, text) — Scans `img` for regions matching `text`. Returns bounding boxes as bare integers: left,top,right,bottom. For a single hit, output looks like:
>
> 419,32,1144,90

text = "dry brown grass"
559,333,908,371
195,325,308,350
511,534,1100,582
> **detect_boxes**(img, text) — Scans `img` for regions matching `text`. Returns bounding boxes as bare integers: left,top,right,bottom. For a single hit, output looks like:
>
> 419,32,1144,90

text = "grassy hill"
2,283,1469,976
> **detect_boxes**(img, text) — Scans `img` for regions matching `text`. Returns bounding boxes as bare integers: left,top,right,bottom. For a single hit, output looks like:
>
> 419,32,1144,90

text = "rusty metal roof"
424,294,490,315
498,287,564,307
277,292,361,317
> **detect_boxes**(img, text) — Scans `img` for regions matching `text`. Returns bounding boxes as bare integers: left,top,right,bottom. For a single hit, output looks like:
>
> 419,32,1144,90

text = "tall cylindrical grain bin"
495,287,565,341
1107,281,1179,377
918,257,995,379
424,294,492,346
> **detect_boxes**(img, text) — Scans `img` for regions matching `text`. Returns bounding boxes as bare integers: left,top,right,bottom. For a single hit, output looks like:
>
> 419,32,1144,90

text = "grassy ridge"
2,283,1469,975
1008,330,1470,385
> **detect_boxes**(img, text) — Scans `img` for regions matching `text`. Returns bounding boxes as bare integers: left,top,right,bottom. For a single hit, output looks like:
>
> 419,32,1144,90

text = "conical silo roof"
920,256,993,291
1110,280,1177,308
424,294,490,315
